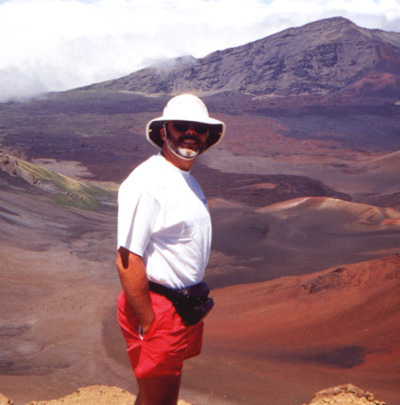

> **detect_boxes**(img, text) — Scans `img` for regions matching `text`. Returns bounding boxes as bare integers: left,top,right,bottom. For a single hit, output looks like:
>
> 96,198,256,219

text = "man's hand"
116,247,155,336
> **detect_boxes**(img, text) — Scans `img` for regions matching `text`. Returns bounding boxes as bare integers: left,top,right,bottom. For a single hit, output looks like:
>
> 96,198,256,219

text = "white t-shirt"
117,154,211,289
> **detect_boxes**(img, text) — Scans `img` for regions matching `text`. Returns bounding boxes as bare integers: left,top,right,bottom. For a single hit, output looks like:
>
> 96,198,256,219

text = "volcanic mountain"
1,15,400,405
83,17,400,97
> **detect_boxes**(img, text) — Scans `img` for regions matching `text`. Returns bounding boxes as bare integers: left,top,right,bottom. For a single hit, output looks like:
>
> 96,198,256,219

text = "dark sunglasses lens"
172,121,190,132
193,123,209,134
172,121,209,134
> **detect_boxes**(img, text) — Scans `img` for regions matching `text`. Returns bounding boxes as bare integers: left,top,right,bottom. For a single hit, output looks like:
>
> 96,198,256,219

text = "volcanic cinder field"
1,90,400,405
1,16,400,404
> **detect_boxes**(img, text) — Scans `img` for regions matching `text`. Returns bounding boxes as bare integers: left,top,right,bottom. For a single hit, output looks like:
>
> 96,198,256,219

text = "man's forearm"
116,247,155,334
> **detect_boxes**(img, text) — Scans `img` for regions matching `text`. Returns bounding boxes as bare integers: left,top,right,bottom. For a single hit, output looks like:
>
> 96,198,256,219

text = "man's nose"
185,124,198,134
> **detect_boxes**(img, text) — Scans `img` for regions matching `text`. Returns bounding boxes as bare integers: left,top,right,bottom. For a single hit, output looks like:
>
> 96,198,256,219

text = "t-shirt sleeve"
117,182,160,257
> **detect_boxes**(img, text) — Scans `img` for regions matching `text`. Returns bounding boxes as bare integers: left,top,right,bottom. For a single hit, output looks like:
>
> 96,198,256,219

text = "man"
116,94,225,405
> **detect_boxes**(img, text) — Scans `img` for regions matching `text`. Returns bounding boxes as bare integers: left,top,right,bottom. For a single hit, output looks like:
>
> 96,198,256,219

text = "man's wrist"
140,312,155,336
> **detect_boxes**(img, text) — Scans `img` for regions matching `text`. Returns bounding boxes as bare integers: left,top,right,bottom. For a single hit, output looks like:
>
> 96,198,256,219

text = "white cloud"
0,0,399,101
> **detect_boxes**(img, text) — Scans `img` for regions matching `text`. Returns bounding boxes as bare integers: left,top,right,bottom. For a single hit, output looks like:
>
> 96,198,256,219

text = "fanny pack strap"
148,281,178,300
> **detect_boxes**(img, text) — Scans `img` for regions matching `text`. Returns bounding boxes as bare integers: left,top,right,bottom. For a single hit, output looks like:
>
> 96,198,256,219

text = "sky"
0,0,399,101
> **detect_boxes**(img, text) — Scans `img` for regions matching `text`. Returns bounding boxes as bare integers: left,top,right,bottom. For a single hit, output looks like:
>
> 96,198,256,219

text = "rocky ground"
307,384,386,405
0,384,386,405
0,385,190,405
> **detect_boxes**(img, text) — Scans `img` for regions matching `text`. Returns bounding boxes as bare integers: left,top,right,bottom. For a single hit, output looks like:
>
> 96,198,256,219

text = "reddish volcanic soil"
189,255,400,404
1,88,400,403
1,160,400,404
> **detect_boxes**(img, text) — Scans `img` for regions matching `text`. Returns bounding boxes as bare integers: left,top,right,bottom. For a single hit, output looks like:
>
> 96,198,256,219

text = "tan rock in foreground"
1,386,191,405
0,393,12,405
0,384,386,405
306,384,386,405
26,386,136,405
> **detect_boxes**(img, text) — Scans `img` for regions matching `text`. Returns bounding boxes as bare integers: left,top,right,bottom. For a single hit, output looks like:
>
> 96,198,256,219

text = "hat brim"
146,117,225,151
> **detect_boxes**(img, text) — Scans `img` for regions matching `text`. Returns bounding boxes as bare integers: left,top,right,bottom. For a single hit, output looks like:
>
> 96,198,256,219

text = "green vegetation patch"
16,159,115,211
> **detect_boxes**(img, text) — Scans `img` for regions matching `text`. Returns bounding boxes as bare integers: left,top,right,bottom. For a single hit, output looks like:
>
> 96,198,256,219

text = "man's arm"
116,246,155,335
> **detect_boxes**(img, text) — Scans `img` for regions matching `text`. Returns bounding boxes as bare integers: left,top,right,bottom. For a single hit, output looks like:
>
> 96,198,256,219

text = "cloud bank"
0,0,399,101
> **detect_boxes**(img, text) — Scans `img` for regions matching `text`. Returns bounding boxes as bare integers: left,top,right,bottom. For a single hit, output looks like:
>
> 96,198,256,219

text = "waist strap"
148,281,178,300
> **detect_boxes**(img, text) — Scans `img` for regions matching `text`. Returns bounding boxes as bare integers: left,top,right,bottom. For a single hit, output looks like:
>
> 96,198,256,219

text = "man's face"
164,121,209,159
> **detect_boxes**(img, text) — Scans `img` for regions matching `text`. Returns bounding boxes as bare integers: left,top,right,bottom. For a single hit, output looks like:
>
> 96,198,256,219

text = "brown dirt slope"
208,196,400,287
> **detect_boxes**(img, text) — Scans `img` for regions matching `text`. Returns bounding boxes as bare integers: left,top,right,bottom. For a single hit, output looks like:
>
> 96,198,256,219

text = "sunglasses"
170,121,209,135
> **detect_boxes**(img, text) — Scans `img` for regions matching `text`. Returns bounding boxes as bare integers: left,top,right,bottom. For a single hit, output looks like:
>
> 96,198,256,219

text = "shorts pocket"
143,293,175,340
142,315,160,340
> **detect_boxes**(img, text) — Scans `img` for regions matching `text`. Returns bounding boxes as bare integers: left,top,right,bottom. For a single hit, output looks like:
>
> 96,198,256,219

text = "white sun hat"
146,94,226,151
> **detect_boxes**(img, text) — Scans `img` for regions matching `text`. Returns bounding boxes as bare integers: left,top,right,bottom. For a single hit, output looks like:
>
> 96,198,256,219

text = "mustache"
179,135,201,143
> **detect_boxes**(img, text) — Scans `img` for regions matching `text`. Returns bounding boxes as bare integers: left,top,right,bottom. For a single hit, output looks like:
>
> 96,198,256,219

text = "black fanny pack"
149,281,214,325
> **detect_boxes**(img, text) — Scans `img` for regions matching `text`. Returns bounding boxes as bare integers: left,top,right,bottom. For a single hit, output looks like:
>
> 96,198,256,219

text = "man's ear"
160,125,166,141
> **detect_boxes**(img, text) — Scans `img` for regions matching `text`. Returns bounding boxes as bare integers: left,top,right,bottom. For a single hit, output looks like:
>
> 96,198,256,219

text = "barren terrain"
1,149,399,404
1,16,400,405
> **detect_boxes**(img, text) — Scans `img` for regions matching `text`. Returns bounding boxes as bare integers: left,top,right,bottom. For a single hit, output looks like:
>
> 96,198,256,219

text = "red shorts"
117,291,203,378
